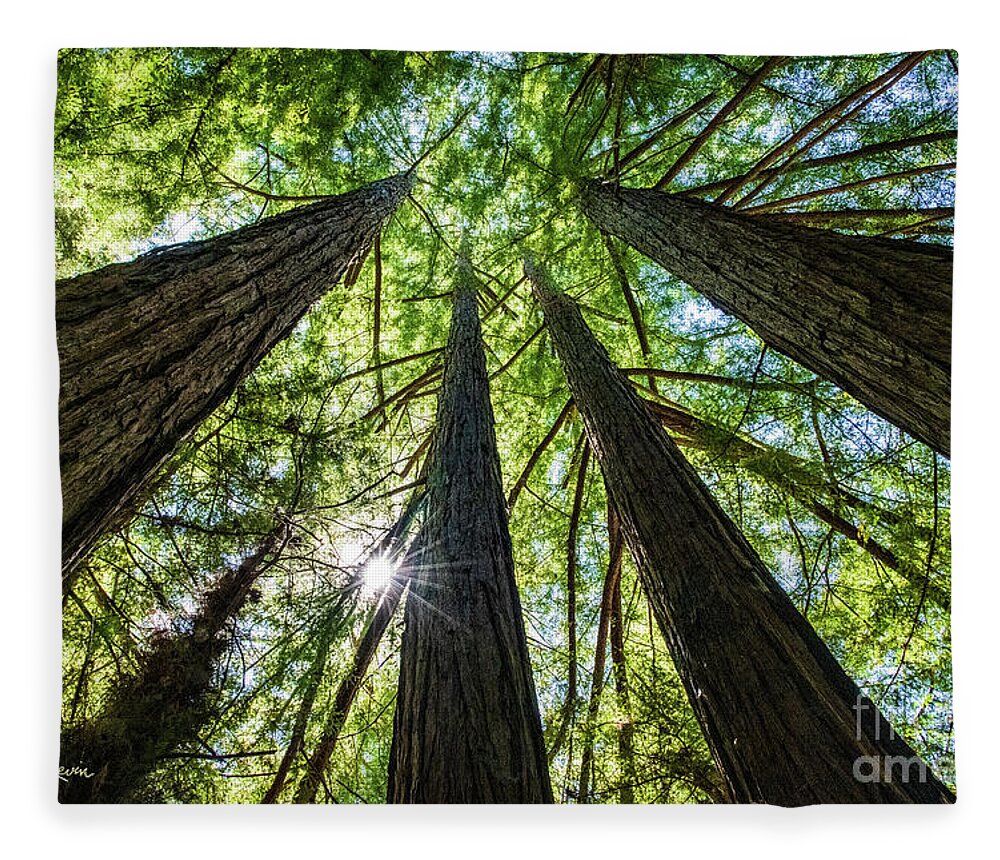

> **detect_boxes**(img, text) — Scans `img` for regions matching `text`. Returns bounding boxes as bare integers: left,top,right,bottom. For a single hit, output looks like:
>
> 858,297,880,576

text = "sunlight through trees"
56,48,955,804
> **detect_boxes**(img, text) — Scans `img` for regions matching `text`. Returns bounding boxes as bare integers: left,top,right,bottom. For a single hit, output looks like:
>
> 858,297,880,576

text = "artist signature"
59,764,95,782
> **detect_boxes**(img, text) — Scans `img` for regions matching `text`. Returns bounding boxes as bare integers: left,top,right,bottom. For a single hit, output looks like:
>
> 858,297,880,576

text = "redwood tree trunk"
57,172,413,580
526,261,953,805
261,628,334,804
59,526,287,803
577,180,951,456
608,559,637,804
292,490,424,804
386,258,552,803
292,573,405,804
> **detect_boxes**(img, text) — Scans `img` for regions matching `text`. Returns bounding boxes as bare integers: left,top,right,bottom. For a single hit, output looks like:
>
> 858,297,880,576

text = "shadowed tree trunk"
291,579,404,804
526,259,953,805
58,525,288,803
58,172,414,581
290,479,427,804
576,503,623,803
260,626,335,804
608,547,637,804
386,256,553,804
576,180,951,456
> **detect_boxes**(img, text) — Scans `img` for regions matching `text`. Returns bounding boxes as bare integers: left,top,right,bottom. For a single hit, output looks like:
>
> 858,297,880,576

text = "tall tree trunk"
386,257,552,803
576,504,622,803
289,480,426,804
607,524,638,805
59,525,288,803
575,180,951,456
260,628,335,804
526,260,953,805
291,579,404,804
58,172,414,581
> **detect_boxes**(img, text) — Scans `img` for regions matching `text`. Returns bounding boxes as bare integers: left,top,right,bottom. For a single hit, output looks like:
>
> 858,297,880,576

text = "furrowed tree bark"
526,261,953,805
58,525,288,803
576,180,951,456
58,172,414,581
386,256,552,803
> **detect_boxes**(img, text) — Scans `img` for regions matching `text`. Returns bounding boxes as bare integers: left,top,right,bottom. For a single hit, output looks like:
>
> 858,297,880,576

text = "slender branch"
679,130,956,199
200,154,334,203
261,631,335,802
409,103,476,171
338,347,444,385
620,366,809,393
355,363,443,425
399,432,434,481
709,55,815,106
713,52,929,205
577,507,623,802
567,55,607,118
179,48,238,181
293,497,424,804
732,55,932,210
873,211,955,238
654,56,786,191
608,517,637,804
507,399,575,510
547,440,590,764
488,324,545,381
597,91,718,175
601,234,657,394
161,748,277,761
739,163,956,214
879,455,941,701
635,393,949,609
757,206,953,227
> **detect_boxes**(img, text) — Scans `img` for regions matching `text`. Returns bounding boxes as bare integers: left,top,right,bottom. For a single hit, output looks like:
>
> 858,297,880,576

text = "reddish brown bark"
58,173,413,581
526,261,953,804
386,257,552,803
577,180,951,456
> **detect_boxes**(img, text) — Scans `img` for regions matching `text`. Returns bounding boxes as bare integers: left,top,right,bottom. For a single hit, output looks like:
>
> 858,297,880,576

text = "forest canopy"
56,48,956,804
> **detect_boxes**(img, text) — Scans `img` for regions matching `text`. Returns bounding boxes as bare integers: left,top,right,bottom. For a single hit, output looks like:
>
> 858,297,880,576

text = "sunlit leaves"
57,49,955,802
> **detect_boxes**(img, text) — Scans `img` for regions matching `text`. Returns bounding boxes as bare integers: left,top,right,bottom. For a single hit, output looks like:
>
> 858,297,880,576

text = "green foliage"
58,49,955,802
